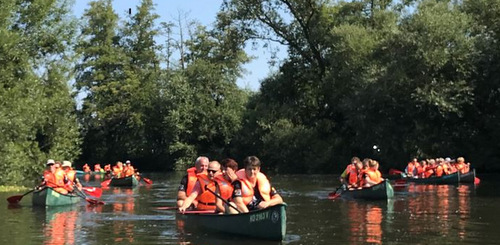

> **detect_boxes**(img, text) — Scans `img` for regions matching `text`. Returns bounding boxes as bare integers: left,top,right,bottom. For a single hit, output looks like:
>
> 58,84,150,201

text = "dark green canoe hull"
340,180,394,200
178,203,287,241
32,188,80,207
406,172,459,184
109,175,139,187
459,169,476,183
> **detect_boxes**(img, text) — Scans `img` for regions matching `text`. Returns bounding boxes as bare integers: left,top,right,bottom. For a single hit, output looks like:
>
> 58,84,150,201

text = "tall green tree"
76,0,131,163
0,0,80,185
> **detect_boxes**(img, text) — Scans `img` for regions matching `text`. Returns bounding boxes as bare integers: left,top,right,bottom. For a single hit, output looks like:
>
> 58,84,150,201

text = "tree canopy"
2,0,500,185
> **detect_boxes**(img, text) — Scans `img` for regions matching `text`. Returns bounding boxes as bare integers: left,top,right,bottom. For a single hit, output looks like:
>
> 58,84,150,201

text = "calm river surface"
1,172,500,244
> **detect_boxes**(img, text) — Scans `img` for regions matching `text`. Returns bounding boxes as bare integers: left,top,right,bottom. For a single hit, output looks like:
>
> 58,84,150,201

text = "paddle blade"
474,177,481,185
86,197,105,205
82,187,102,198
142,177,153,185
6,195,23,204
389,168,403,175
181,210,215,214
395,179,406,185
156,206,178,210
100,179,111,187
327,193,341,200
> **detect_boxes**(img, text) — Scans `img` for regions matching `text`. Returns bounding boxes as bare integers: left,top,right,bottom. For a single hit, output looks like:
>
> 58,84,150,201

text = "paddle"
388,168,403,175
82,186,103,198
474,177,480,185
182,210,215,214
141,176,153,185
74,184,105,205
328,184,346,200
205,185,241,214
101,179,111,187
155,206,178,210
6,188,38,204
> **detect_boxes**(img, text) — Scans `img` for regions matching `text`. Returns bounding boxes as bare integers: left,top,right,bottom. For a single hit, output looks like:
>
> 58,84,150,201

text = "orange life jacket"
424,166,434,178
435,165,444,177
122,166,135,177
406,162,415,175
94,164,102,172
455,162,468,174
104,164,111,172
195,178,217,211
43,170,56,188
64,169,77,191
344,164,358,185
215,175,234,200
83,164,91,173
235,169,271,205
361,169,382,186
113,166,123,177
185,167,199,196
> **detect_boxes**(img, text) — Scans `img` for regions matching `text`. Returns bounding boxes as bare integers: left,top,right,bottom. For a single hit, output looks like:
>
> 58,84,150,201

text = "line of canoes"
333,169,478,201
10,169,480,241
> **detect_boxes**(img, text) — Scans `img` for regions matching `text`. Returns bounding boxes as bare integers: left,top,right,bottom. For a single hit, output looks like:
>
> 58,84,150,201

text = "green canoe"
32,188,80,207
340,180,394,200
405,172,459,184
109,175,139,187
459,169,476,183
178,203,287,241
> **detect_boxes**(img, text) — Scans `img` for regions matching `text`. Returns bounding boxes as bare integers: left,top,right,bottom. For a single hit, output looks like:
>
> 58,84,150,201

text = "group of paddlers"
82,160,137,178
339,157,385,190
41,159,82,195
176,156,284,214
405,157,471,178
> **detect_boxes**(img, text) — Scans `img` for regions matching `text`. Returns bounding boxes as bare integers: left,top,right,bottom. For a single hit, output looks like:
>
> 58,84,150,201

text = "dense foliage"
2,0,500,185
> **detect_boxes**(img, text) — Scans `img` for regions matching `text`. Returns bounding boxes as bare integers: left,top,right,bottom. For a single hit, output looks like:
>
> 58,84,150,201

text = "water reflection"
37,206,79,245
343,201,384,244
110,188,136,243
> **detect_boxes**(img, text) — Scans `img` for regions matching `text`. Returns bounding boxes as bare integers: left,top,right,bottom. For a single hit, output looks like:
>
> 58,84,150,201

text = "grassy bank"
0,186,29,192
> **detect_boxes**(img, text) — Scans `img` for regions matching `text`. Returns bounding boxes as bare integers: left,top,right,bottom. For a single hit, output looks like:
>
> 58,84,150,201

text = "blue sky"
72,0,287,91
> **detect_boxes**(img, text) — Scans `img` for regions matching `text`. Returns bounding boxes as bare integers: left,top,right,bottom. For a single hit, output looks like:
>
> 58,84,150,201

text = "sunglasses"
207,169,218,174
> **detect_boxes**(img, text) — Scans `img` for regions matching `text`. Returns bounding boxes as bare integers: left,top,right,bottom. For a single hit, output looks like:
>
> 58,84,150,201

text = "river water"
1,172,499,244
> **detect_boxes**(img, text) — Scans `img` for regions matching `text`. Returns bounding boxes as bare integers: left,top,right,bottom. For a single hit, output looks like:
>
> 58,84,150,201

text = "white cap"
47,159,55,165
62,160,72,168
126,160,131,164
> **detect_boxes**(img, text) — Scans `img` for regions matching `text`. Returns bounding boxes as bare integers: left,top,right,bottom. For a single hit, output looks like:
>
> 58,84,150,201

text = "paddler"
62,160,82,192
178,161,222,212
176,156,209,208
227,156,283,214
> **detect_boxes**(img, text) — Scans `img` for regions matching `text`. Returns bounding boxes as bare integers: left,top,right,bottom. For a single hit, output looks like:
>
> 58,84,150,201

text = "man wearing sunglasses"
178,161,221,213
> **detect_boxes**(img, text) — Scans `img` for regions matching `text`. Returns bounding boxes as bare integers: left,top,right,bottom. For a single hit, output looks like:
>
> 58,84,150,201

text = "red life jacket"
196,178,217,211
215,175,234,200
344,164,358,185
185,167,198,196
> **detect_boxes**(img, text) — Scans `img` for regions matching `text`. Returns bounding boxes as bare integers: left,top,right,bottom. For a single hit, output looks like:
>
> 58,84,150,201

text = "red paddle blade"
327,194,341,200
389,168,403,175
395,179,406,184
181,210,215,214
6,195,23,204
82,187,102,198
156,206,178,210
101,179,111,187
142,177,153,185
474,177,481,185
86,198,105,205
